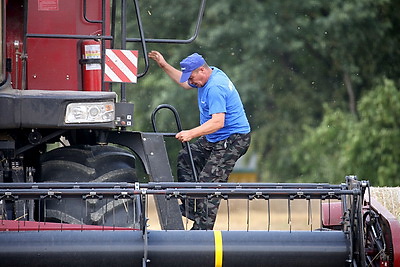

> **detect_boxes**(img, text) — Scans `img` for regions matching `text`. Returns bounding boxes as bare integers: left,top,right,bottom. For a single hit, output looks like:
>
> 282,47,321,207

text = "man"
149,51,251,230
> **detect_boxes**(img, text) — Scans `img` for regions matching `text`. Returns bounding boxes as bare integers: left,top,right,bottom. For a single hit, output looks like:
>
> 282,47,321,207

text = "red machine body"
0,220,133,231
368,198,400,267
5,0,24,89
322,199,400,267
7,0,109,91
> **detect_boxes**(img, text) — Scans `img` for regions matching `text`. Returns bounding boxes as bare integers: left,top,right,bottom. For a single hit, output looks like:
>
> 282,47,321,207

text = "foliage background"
118,0,400,186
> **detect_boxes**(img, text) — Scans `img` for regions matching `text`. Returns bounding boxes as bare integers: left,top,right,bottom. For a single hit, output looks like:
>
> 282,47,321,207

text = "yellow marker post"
214,230,223,267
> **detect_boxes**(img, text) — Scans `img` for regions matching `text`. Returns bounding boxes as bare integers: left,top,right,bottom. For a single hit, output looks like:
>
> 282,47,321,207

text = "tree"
121,0,400,184
346,79,400,186
295,79,400,186
194,0,400,182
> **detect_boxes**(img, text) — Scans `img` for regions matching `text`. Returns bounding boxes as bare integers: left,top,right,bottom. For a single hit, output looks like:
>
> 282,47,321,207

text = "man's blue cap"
179,53,205,83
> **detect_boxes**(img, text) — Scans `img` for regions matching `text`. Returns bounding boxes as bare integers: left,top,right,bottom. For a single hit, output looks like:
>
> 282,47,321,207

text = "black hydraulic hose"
151,104,198,182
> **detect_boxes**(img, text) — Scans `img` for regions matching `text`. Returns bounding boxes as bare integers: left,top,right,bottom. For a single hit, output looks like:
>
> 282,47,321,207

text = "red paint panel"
25,0,110,90
0,219,136,231
26,38,80,90
27,0,104,35
322,201,343,227
370,198,400,267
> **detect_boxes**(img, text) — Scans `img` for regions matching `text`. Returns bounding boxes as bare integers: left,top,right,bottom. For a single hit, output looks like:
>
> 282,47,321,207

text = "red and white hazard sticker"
105,49,138,83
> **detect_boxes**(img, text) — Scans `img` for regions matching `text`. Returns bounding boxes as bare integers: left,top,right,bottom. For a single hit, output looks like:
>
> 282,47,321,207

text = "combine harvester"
0,0,399,266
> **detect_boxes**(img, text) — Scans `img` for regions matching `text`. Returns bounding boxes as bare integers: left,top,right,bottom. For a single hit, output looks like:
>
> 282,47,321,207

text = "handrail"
133,0,149,78
127,0,207,45
151,104,198,182
83,0,103,23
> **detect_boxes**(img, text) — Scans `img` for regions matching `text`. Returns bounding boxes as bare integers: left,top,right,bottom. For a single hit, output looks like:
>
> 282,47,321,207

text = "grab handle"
151,104,198,182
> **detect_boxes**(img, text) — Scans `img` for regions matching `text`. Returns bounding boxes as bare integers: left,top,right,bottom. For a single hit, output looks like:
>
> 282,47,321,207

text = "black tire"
38,145,142,228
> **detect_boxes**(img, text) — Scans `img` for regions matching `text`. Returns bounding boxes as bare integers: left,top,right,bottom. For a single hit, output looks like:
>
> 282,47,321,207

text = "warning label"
38,0,59,11
85,44,101,71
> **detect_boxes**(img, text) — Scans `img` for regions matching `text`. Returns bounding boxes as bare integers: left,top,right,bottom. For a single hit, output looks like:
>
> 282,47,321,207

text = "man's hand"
148,51,167,68
176,130,193,142
175,113,225,143
148,51,193,89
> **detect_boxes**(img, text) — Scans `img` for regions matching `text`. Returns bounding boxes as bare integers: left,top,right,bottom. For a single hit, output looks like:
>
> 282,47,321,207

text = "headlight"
65,102,115,123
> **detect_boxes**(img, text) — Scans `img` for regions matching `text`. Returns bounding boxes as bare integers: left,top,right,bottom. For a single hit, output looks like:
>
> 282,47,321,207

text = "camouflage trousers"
177,133,251,230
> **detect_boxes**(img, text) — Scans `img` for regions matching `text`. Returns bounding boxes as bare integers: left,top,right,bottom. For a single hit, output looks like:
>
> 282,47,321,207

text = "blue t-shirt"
190,67,250,142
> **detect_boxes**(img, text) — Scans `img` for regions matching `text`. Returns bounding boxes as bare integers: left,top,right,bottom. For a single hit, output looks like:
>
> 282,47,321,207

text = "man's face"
188,67,207,87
